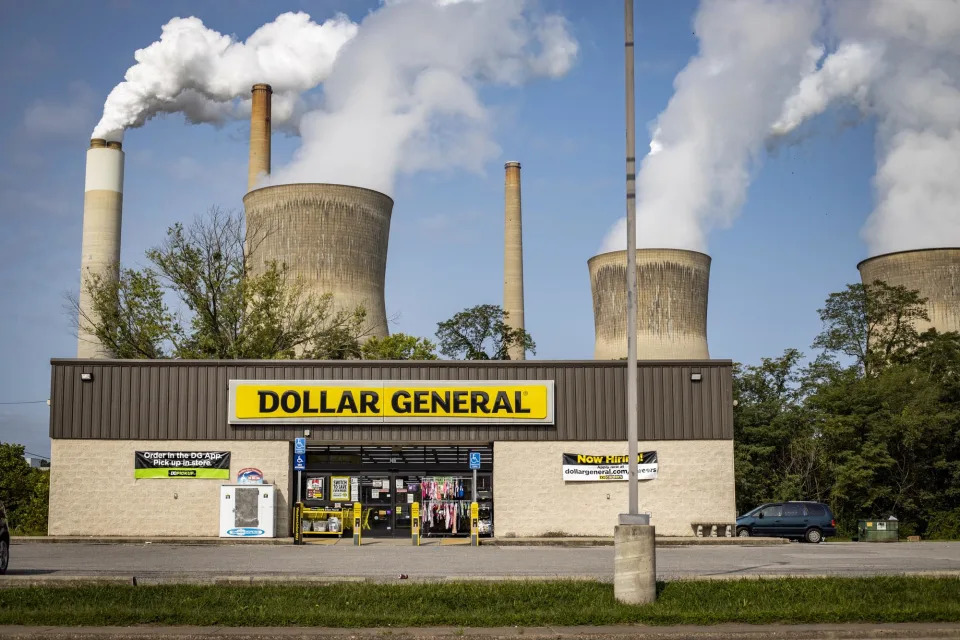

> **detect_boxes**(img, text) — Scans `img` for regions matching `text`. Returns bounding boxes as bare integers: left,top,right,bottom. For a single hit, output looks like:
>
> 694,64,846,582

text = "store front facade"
298,445,493,537
47,359,735,538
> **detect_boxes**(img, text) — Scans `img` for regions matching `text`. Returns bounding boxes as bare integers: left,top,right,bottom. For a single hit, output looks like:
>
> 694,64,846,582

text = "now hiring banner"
561,452,658,482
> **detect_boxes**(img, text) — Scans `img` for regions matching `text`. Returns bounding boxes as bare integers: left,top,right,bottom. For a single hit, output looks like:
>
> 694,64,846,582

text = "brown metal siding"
50,360,733,442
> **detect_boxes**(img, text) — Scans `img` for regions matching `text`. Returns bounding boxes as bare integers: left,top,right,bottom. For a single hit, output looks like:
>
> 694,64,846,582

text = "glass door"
360,475,393,536
392,474,422,536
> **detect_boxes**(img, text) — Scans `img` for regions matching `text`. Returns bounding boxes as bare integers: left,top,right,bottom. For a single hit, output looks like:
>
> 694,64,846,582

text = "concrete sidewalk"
0,623,958,639
11,535,788,547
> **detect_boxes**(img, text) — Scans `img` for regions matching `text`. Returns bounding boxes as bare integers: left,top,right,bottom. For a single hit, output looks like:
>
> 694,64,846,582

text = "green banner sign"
134,451,230,479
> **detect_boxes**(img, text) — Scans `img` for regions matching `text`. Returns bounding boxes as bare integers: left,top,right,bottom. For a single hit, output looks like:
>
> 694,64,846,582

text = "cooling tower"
248,83,272,191
857,248,960,334
589,249,710,360
503,161,525,360
243,184,392,338
77,138,124,358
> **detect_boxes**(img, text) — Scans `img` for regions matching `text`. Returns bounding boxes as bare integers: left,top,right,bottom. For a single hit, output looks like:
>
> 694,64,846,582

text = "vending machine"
219,484,276,537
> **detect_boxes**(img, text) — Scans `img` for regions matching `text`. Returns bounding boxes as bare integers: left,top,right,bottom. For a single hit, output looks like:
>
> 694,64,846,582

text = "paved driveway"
4,541,960,584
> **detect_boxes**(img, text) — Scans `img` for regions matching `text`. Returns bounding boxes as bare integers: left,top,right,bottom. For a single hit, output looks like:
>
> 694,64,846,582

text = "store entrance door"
357,474,423,537
359,475,392,536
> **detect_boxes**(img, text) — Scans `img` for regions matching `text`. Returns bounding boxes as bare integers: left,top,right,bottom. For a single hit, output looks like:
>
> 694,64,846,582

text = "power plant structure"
247,83,272,191
589,248,711,360
241,83,392,340
857,248,960,335
243,184,393,339
503,161,526,360
76,138,124,358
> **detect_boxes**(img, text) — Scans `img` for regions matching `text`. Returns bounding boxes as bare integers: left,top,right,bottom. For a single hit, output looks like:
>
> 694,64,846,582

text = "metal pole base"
618,513,650,526
614,524,656,604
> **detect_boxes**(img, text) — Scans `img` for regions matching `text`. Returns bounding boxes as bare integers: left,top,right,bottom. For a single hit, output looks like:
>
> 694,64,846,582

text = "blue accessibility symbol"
294,437,306,454
294,454,306,471
469,451,481,470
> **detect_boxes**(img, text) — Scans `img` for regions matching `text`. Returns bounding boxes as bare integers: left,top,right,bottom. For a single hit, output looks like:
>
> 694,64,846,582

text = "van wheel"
737,527,750,537
805,528,823,544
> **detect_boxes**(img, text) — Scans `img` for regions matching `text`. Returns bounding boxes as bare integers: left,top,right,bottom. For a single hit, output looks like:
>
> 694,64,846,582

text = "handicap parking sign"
469,451,481,469
294,453,306,471
294,437,306,454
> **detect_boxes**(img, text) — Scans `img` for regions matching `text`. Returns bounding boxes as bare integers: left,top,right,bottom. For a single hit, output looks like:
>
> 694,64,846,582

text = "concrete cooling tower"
589,249,711,360
77,138,124,358
857,248,960,334
243,184,393,339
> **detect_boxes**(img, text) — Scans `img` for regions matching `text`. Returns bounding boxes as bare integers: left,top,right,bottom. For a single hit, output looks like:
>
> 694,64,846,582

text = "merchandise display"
295,505,348,542
420,476,473,537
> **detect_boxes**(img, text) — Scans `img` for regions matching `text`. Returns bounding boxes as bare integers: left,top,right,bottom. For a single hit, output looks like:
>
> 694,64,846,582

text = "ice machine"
219,484,275,537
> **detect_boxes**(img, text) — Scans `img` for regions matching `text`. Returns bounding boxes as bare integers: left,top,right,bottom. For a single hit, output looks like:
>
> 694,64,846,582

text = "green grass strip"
1,577,959,627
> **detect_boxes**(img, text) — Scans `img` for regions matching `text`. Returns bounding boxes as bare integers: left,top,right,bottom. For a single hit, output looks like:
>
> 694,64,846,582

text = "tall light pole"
624,0,639,519
614,0,655,606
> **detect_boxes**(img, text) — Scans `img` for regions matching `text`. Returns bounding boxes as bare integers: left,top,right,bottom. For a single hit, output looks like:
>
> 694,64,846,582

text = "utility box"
858,519,899,542
220,484,275,538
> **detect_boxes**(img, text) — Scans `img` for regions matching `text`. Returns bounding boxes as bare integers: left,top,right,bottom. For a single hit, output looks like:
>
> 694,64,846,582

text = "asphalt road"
4,540,960,584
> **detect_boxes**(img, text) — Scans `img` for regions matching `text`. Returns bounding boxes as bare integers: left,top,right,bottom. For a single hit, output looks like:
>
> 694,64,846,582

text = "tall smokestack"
589,249,710,360
503,161,525,360
857,248,960,335
77,138,124,358
248,83,272,191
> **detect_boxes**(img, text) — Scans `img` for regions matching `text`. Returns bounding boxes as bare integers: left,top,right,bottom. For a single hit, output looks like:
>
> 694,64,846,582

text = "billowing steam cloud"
92,12,358,140
601,0,823,253
267,0,578,194
771,1,960,256
92,0,576,195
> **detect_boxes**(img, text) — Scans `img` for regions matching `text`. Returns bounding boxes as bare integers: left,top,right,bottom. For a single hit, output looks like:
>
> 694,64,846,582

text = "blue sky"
0,1,877,456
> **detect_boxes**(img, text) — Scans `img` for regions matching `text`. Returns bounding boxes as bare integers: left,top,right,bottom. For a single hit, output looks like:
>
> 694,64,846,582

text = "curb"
11,537,293,545
3,571,959,588
484,537,790,547
12,536,789,547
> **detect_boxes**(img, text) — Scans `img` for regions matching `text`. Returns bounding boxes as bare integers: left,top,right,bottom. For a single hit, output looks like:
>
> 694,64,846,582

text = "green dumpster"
858,519,899,542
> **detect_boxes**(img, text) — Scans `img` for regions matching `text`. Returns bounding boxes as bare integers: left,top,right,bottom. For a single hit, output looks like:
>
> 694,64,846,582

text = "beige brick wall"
493,440,734,537
49,440,291,537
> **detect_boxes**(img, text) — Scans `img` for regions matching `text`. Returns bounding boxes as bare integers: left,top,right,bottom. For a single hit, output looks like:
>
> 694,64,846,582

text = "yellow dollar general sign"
229,380,555,425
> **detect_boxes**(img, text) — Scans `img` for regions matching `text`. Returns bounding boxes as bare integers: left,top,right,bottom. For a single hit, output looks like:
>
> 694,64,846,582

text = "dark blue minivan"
736,501,837,543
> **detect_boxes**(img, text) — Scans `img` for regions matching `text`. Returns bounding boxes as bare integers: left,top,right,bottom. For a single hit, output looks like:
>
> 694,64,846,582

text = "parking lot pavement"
3,540,959,584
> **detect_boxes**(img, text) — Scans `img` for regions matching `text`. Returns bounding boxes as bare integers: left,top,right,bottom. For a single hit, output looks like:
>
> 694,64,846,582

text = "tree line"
734,281,960,538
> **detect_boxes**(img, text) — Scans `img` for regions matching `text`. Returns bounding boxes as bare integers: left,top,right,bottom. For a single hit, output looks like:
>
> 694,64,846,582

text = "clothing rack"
420,476,473,537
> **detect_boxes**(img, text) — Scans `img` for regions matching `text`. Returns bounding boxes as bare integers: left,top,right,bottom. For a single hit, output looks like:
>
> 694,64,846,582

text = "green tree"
0,443,48,534
361,333,438,360
73,208,370,360
812,280,929,377
733,349,825,514
435,304,535,360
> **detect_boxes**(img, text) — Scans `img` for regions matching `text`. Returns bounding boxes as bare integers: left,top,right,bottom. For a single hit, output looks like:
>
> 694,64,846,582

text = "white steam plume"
771,41,883,135
601,0,823,254
91,12,358,141
267,0,578,195
771,1,960,256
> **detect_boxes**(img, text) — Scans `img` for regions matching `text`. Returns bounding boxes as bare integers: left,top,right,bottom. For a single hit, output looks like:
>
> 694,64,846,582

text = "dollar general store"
47,358,735,538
